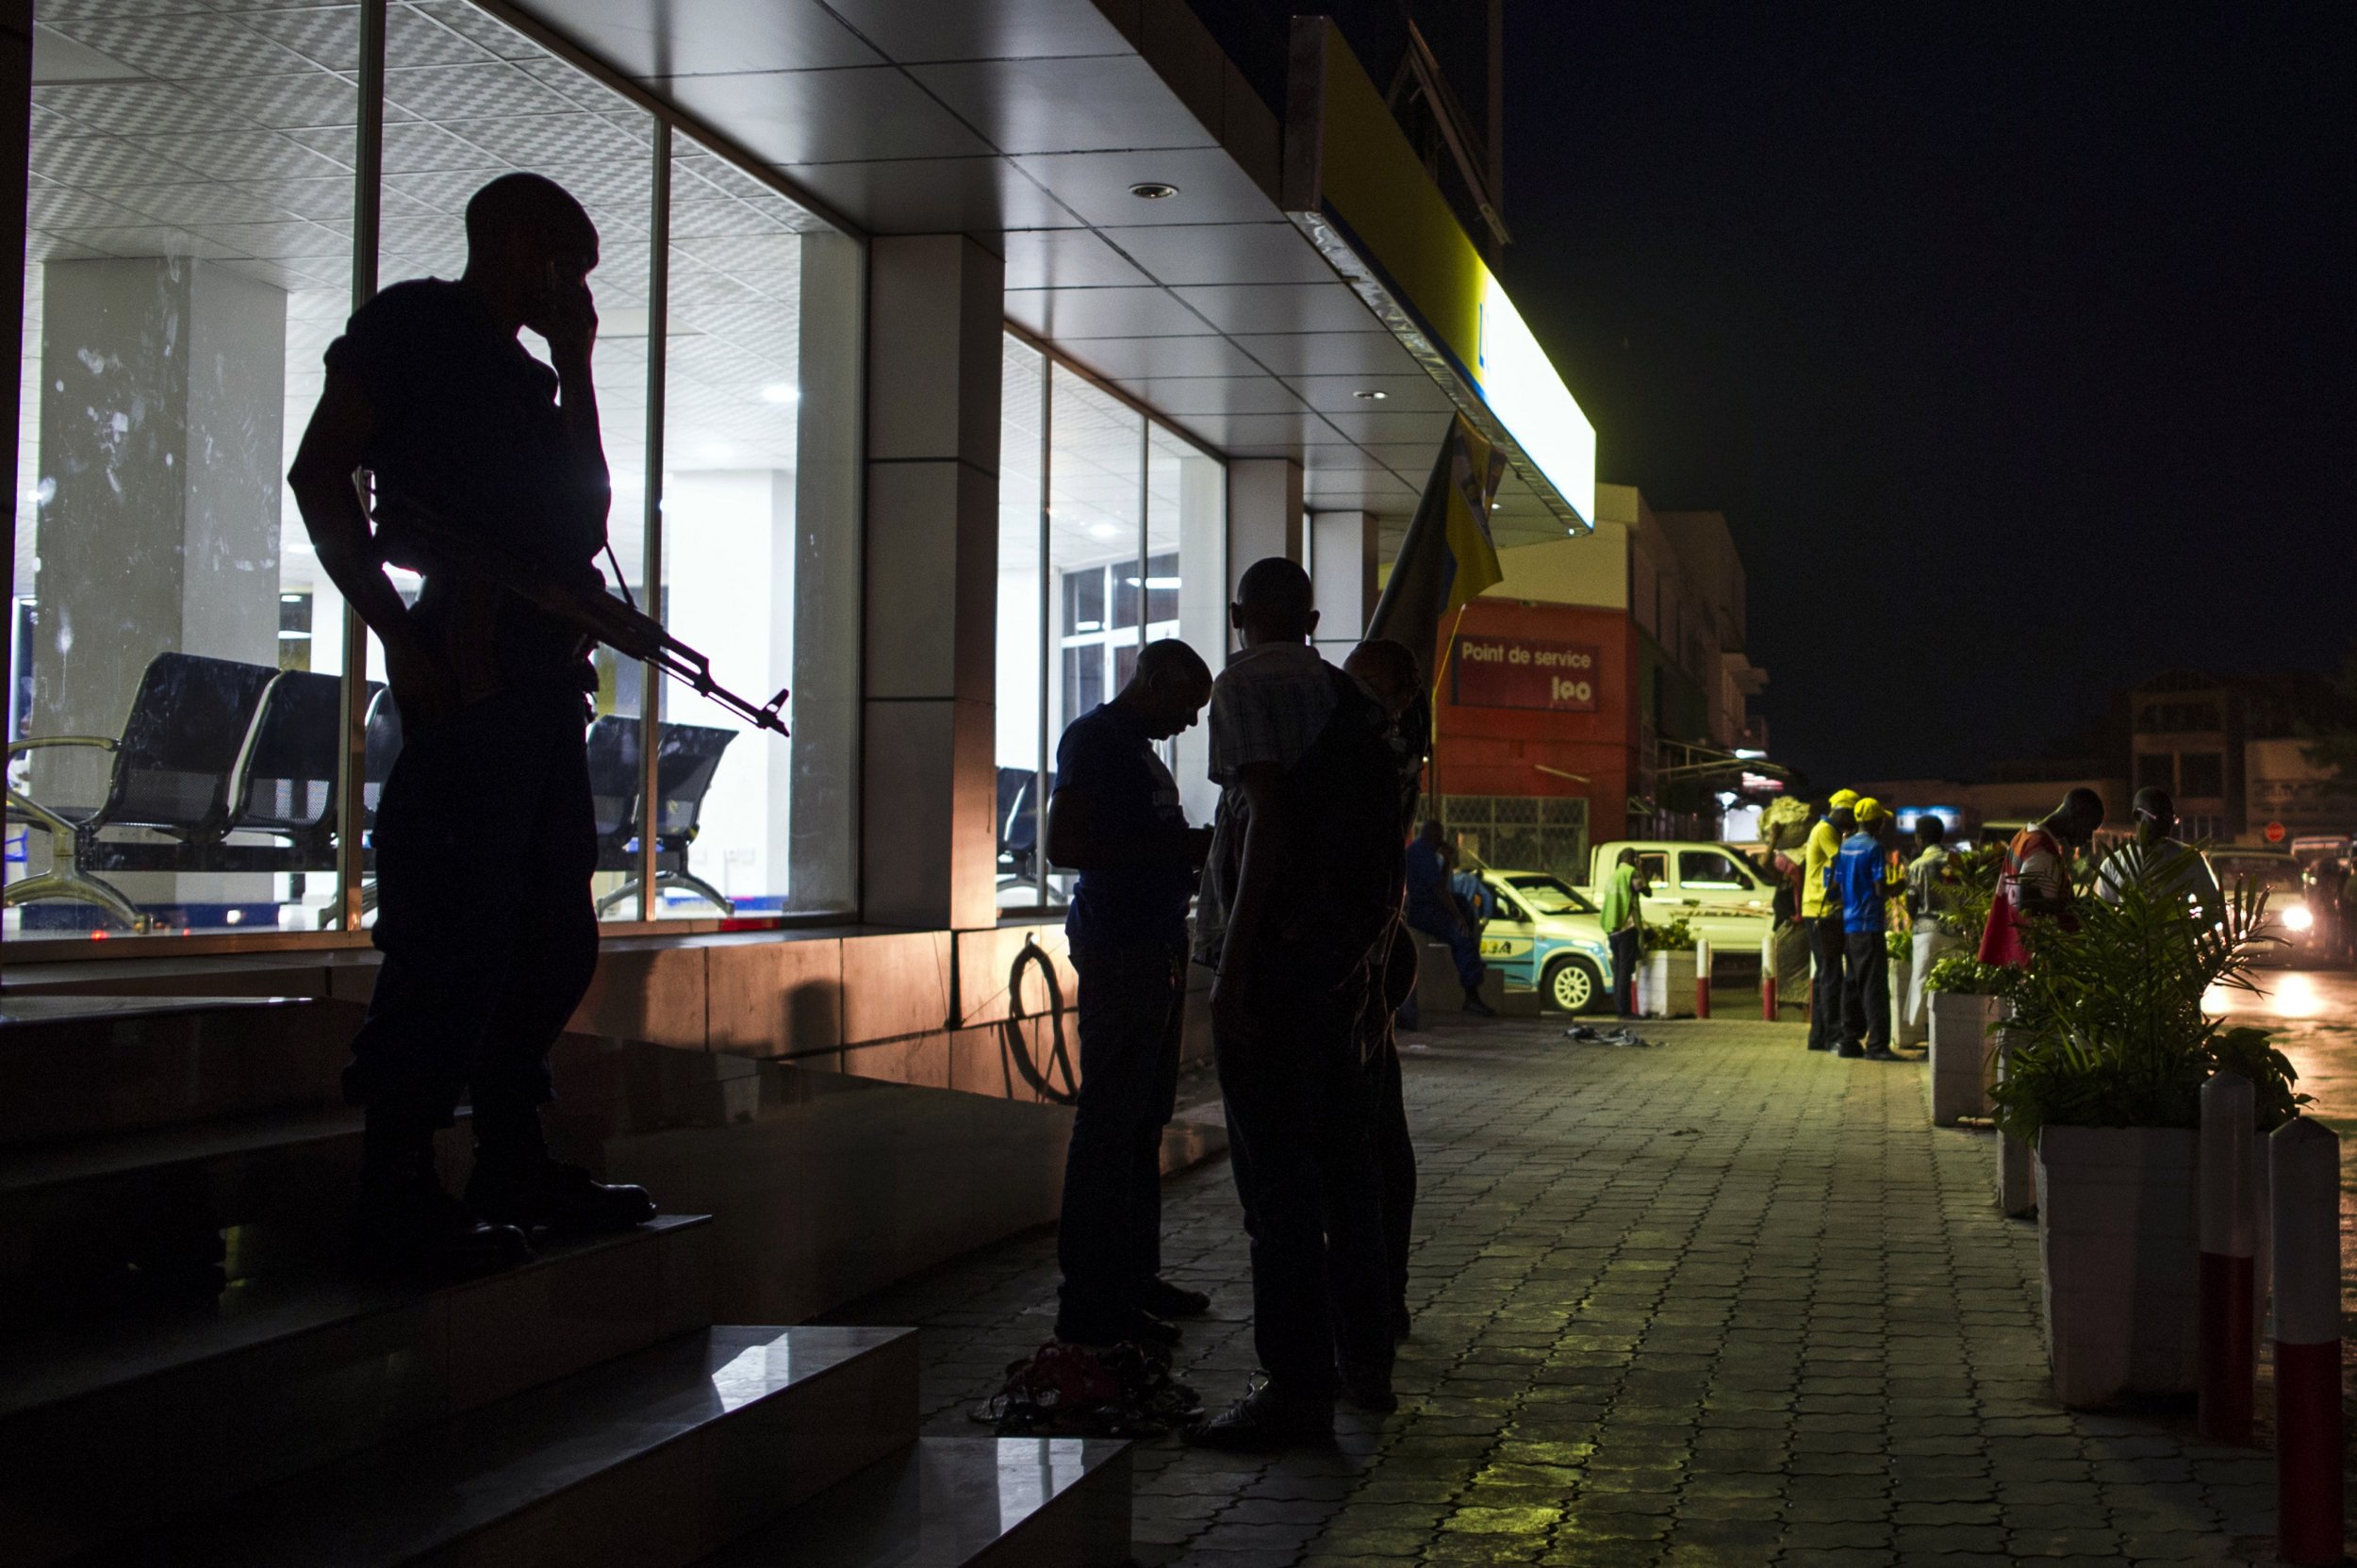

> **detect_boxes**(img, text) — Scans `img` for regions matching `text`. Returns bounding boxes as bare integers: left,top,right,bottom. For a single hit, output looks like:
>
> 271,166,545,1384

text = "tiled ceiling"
511,0,1577,550
19,0,840,584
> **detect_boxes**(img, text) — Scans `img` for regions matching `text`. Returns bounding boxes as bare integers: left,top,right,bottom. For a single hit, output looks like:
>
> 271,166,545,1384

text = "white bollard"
2270,1116,2342,1564
2196,1072,2254,1444
1694,937,1711,1019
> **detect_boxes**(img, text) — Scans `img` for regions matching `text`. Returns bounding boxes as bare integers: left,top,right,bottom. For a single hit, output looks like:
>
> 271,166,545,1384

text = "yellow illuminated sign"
1290,21,1596,529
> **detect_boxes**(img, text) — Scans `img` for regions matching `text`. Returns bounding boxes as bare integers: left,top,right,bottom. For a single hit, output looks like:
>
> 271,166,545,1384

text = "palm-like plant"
1987,852,2307,1142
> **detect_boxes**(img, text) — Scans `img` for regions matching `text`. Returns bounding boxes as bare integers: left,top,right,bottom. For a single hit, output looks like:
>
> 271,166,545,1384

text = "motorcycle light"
2283,905,2315,933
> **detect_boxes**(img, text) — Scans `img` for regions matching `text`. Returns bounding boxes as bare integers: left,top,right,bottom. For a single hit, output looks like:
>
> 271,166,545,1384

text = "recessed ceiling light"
758,382,798,404
1353,389,1389,400
1128,181,1179,200
1088,522,1119,540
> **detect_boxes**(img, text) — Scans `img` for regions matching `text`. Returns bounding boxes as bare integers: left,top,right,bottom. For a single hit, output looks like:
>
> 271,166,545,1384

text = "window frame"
997,324,1223,916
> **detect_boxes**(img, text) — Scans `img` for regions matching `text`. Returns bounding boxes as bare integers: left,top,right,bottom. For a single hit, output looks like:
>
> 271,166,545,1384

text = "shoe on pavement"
1836,1046,1865,1059
1338,1362,1398,1413
1186,1379,1337,1450
1132,1278,1211,1319
1805,1042,1834,1051
354,1164,532,1278
467,1157,657,1235
1461,995,1497,1017
1862,1048,1902,1062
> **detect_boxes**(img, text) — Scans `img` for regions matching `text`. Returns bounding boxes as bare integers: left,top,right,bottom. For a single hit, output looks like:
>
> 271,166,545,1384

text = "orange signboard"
1450,635,1599,713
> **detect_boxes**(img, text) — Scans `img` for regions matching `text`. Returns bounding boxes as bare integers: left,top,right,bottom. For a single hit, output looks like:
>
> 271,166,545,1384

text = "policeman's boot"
354,1118,532,1277
1460,985,1497,1017
465,1103,657,1236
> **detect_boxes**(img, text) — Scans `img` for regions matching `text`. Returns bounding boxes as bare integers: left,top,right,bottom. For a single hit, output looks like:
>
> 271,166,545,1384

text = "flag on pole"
1365,411,1508,685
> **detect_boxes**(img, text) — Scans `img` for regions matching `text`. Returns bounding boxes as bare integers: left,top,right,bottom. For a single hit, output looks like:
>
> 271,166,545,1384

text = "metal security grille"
1440,794,1590,883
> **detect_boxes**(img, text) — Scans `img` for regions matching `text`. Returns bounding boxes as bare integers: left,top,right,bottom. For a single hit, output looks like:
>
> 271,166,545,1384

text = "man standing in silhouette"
1042,638,1216,1346
290,173,654,1271
1190,559,1401,1447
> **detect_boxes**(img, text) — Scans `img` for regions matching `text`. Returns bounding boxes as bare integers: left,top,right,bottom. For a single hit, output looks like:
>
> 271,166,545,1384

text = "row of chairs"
5,652,738,930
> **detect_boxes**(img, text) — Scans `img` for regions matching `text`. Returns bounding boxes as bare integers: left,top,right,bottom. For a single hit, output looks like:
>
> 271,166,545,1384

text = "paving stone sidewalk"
832,1015,2299,1566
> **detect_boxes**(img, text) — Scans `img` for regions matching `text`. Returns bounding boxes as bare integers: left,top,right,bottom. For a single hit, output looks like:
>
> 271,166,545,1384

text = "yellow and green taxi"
1472,869,1616,1015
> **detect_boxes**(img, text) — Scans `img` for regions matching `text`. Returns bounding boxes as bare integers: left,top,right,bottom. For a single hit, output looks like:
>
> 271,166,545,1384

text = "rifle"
370,488,789,735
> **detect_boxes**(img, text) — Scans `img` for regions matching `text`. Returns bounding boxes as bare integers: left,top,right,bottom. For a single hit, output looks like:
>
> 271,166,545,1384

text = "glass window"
367,13,658,924
1678,850,1748,889
653,136,859,921
2181,751,2225,799
8,2,362,938
4,0,862,945
995,338,1047,910
991,338,1224,911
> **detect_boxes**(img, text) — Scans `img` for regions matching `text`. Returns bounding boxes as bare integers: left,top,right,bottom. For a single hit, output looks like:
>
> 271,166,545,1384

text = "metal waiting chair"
585,716,740,916
5,652,280,929
223,669,344,867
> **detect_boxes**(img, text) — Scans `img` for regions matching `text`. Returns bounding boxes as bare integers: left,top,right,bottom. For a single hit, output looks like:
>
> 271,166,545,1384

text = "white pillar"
1309,509,1376,658
859,235,1002,931
1223,457,1301,655
31,257,286,810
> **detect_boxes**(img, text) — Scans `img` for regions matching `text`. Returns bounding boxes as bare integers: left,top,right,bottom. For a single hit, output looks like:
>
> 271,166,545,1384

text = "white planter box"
1927,991,2003,1124
1888,949,1929,1049
1636,950,1696,1018
2036,1125,2200,1407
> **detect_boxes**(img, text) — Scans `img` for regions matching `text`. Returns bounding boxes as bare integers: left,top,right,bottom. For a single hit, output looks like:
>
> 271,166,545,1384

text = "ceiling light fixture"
758,382,798,404
1128,181,1179,200
1352,389,1389,400
1088,522,1119,540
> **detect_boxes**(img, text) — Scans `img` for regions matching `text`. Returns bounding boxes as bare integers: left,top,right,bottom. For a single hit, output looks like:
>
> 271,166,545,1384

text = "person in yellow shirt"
1802,788,1859,1052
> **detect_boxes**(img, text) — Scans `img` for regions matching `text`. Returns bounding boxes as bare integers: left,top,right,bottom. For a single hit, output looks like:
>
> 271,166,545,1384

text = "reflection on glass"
993,340,1227,910
995,338,1047,911
655,137,858,919
8,2,360,937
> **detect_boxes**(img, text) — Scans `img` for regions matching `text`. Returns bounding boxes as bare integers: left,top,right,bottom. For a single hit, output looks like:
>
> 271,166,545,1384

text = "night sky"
1496,4,2357,790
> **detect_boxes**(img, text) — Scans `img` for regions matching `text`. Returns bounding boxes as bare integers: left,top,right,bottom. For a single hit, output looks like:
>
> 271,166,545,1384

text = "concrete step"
0,994,355,1150
701,1437,1131,1568
0,1101,401,1316
82,1324,920,1568
3,1213,712,1566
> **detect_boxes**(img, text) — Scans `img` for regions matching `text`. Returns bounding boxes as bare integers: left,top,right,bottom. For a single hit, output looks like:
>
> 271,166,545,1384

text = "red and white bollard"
2197,1071,2255,1444
1759,931,1777,1021
2270,1115,2343,1565
1694,937,1711,1019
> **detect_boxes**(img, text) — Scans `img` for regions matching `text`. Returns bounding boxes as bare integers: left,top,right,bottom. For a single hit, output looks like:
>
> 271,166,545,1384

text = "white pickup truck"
1582,839,1782,949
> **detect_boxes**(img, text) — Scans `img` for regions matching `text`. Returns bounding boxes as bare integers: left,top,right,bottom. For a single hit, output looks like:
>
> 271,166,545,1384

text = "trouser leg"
1808,917,1847,1048
1215,998,1343,1400
1847,933,1891,1051
1058,946,1182,1335
1318,1040,1392,1379
1609,930,1641,1016
1372,1037,1415,1320
346,685,595,1153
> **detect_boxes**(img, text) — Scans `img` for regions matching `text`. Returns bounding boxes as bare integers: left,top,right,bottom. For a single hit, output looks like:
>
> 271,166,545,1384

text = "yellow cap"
1829,788,1859,810
1854,797,1887,823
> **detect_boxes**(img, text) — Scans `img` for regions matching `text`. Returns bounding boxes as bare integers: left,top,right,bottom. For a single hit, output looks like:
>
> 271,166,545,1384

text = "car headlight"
2283,904,2315,933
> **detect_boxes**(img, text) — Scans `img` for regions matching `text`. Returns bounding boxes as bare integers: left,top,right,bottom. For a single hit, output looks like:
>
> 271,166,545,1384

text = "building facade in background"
1425,482,1767,881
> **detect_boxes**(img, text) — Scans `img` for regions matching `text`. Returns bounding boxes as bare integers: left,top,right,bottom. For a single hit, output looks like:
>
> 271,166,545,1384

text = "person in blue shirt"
1831,798,1901,1060
1042,638,1215,1345
1405,820,1495,1016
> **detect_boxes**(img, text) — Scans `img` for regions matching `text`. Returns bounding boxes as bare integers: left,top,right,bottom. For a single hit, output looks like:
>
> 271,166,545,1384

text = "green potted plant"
1986,862,2303,1408
1637,916,1696,1018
